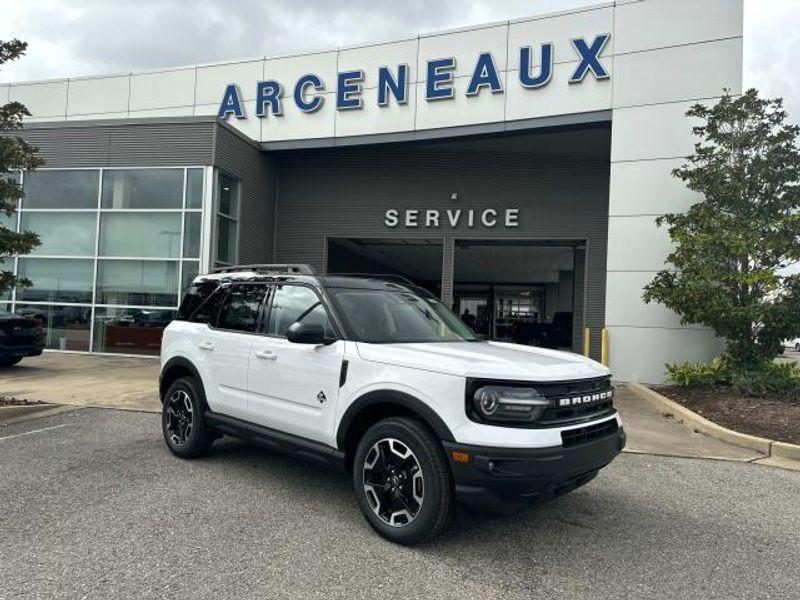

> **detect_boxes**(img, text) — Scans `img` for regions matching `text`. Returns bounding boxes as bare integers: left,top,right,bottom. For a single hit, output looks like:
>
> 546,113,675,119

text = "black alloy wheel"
161,377,213,458
353,417,453,545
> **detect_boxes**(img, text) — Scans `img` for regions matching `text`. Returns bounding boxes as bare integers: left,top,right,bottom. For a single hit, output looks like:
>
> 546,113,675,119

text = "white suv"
160,264,625,545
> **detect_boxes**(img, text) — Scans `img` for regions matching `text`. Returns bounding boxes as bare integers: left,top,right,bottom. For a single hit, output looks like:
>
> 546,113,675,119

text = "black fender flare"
159,356,206,404
336,389,455,450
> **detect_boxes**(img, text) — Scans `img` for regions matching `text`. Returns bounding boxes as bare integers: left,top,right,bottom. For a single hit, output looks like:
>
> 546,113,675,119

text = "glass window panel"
23,170,99,209
101,169,183,209
218,284,266,332
267,285,332,337
96,259,178,306
186,169,204,209
215,217,237,264
181,261,200,295
100,212,181,258
217,173,239,217
16,258,93,303
183,212,201,259
15,304,91,351
0,209,16,232
93,306,175,355
21,212,96,257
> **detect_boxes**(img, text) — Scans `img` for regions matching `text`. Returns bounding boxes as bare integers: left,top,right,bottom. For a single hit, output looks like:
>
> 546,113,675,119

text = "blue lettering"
466,52,503,96
570,34,611,83
255,80,283,117
377,65,409,106
218,84,245,119
426,57,456,101
336,70,364,110
294,74,325,112
519,44,553,89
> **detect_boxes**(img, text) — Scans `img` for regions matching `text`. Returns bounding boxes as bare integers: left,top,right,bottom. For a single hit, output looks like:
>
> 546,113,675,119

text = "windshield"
328,286,480,344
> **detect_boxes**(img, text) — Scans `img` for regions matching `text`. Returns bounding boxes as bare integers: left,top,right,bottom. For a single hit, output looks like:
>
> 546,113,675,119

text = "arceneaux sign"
218,34,610,119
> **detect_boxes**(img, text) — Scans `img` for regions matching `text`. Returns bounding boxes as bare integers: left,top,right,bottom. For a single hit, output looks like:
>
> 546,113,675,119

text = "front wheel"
353,417,453,545
162,376,213,458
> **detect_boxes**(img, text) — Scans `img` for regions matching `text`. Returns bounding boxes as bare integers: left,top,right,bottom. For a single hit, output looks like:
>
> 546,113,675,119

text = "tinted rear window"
177,280,221,321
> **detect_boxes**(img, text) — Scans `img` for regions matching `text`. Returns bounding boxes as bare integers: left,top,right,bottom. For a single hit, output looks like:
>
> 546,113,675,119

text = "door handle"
198,341,215,351
254,349,277,361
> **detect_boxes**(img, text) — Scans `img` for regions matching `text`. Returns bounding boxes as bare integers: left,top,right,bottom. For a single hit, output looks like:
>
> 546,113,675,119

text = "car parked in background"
784,338,800,352
0,309,45,367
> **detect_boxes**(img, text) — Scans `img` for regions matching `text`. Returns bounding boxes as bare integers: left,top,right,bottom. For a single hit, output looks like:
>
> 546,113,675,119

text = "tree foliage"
643,89,800,373
0,39,41,296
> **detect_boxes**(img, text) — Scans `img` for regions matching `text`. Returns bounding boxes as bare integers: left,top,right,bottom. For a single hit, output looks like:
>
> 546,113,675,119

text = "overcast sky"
0,0,798,121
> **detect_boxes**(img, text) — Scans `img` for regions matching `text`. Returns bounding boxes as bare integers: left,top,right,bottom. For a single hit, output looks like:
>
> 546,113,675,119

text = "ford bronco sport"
160,264,625,545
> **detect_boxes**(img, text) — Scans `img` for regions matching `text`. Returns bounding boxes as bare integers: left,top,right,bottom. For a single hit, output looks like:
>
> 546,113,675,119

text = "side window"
189,286,228,324
178,280,220,321
217,284,267,332
266,285,333,337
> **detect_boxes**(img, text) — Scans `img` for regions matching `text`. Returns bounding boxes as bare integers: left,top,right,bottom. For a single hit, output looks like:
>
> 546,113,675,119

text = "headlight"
472,385,550,423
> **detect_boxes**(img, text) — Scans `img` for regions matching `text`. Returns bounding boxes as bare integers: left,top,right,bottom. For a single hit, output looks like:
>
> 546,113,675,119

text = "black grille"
561,419,619,448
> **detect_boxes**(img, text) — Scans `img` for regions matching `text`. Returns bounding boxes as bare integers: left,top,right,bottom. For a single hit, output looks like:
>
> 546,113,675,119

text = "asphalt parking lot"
1,409,798,600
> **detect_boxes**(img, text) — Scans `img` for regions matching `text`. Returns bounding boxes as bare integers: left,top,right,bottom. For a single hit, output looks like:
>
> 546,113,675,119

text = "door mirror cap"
287,321,327,344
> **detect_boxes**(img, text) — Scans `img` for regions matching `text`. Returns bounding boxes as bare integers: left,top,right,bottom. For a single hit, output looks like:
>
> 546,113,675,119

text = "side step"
204,411,347,472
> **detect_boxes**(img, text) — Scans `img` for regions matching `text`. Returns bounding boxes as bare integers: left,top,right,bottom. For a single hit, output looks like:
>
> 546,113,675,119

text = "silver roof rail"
213,263,316,275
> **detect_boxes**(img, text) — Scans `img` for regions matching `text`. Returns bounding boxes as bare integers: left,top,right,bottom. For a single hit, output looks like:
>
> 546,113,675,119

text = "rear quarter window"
177,280,221,321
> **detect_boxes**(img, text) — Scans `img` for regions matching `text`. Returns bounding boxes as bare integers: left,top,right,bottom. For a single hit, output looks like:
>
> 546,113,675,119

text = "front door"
247,284,344,445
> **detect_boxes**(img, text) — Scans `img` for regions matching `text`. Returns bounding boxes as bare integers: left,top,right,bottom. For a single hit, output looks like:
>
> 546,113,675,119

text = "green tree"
1,39,42,296
643,89,800,374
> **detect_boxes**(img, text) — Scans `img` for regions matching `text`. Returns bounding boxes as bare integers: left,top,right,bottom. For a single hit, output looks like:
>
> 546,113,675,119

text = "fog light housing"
472,385,549,423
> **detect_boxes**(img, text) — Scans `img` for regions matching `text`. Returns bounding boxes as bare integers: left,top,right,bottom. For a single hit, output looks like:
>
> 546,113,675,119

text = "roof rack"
213,263,316,275
328,273,416,286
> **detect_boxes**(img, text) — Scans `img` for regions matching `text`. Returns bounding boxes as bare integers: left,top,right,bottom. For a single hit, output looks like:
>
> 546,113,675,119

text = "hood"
355,340,610,381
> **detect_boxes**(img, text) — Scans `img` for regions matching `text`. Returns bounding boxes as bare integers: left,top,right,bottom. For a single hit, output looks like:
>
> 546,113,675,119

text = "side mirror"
287,321,326,344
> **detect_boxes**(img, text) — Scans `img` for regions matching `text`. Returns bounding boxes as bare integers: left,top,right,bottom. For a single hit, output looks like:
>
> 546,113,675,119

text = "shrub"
665,358,729,388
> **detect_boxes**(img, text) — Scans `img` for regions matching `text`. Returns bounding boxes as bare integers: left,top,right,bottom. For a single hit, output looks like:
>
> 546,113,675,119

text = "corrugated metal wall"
272,144,610,361
16,120,216,167
212,125,275,264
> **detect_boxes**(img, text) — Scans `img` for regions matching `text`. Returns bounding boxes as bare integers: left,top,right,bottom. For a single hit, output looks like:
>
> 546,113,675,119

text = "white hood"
355,340,610,381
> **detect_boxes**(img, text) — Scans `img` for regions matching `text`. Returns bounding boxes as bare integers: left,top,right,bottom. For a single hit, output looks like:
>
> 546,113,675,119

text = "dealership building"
0,0,743,382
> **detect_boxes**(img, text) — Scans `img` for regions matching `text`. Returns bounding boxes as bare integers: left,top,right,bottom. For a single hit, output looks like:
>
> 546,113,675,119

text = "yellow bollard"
601,327,608,366
583,328,590,357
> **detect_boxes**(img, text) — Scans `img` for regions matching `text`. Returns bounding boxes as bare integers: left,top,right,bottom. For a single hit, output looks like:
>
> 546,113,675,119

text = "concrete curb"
0,404,54,422
0,404,79,426
626,382,800,462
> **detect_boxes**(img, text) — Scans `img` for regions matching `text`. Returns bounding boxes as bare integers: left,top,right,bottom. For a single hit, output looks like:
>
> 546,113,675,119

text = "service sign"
218,34,610,120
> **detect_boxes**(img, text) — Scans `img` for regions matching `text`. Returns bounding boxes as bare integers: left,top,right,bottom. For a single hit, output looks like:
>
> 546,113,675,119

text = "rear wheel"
0,356,22,367
162,376,213,458
353,417,453,545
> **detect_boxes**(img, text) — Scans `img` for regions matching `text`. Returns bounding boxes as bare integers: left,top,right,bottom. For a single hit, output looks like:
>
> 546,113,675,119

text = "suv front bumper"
442,427,626,513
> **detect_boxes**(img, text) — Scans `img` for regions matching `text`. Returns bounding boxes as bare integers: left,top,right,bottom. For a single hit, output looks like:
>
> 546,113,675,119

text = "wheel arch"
160,356,206,406
336,390,455,471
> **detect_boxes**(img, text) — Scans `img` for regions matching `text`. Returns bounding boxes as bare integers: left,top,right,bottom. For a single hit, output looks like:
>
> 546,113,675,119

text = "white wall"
606,0,743,383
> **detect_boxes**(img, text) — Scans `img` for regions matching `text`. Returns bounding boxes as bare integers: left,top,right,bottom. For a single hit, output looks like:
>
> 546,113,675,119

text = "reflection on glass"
93,306,175,355
217,173,239,217
14,304,91,351
96,259,178,306
23,170,99,209
181,261,199,295
16,258,94,303
215,217,236,264
186,169,204,209
101,169,183,209
22,212,97,257
183,212,201,258
99,212,181,258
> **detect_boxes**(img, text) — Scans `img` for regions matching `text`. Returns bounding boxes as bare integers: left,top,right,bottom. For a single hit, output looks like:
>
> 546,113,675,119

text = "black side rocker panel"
205,411,347,472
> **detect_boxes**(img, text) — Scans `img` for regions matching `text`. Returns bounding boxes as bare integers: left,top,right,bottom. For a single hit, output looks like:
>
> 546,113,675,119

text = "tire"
795,343,799,352
161,376,214,458
353,417,453,545
0,356,22,367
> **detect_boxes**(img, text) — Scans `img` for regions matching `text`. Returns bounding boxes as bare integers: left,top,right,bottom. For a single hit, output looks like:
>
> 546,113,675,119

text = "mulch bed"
654,386,800,445
0,397,45,407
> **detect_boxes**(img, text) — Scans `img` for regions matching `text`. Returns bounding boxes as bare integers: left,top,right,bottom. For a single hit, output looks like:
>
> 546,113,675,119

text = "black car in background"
0,309,45,367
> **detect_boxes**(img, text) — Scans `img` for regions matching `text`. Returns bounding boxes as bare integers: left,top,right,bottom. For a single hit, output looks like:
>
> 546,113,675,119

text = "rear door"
195,283,268,420
247,284,344,444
